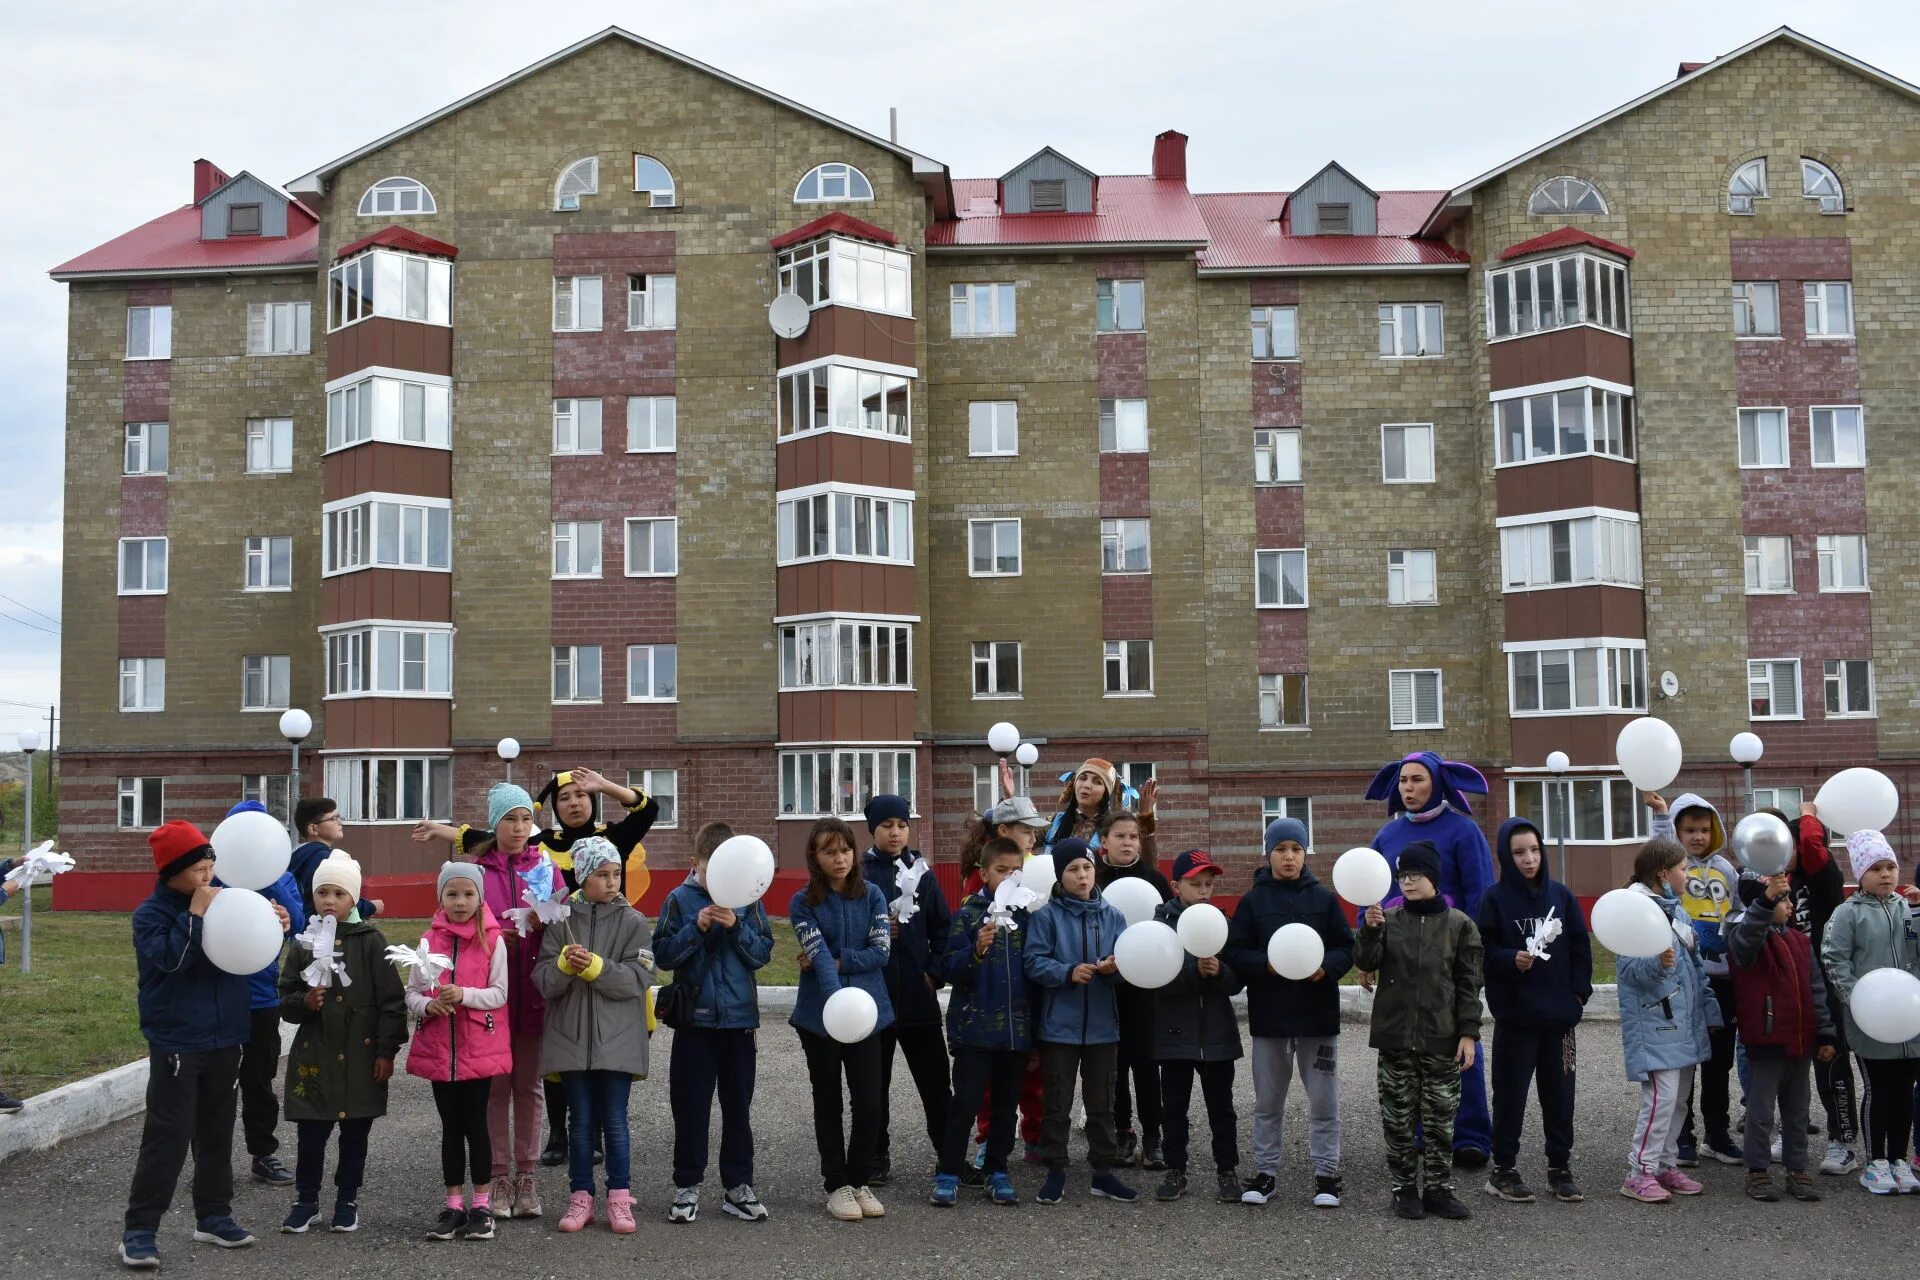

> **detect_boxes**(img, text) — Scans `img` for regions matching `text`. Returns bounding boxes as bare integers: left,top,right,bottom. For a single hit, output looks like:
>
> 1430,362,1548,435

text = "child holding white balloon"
789,817,895,1221
1149,850,1243,1203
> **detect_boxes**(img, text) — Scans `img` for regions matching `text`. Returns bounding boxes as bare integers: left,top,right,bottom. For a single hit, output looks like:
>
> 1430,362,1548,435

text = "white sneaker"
1893,1161,1920,1194
1860,1160,1898,1195
1820,1142,1860,1176
668,1187,699,1223
825,1186,862,1221
1769,1134,1783,1164
852,1185,885,1218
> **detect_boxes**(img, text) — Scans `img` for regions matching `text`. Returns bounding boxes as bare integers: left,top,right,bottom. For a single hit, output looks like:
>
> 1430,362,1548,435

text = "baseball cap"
1171,849,1222,881
986,796,1048,828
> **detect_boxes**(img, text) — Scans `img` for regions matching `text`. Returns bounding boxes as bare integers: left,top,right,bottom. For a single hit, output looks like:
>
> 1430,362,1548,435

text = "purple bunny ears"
1365,751,1489,816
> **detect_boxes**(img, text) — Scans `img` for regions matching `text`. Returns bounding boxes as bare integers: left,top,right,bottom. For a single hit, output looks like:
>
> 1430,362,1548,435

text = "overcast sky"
4,0,1917,750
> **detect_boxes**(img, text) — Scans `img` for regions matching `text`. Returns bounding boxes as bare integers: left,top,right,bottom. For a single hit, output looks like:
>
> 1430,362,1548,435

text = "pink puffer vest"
405,912,514,1083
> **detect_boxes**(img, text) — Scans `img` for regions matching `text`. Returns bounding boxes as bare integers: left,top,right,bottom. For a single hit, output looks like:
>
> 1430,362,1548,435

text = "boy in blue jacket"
1475,817,1592,1205
119,821,289,1269
220,801,305,1190
1024,838,1136,1204
932,836,1033,1207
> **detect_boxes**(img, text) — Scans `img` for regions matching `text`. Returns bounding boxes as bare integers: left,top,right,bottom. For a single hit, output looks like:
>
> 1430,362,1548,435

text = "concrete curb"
755,985,1624,1024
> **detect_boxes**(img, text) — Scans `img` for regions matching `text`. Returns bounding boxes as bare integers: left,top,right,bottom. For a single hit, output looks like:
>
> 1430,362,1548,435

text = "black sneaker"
0,1088,23,1114
1393,1186,1426,1219
1675,1140,1699,1168
869,1159,891,1187
1140,1142,1167,1171
329,1201,359,1234
1547,1168,1584,1203
957,1164,987,1188
1116,1129,1140,1165
1240,1172,1277,1205
1451,1147,1490,1170
251,1155,295,1187
427,1207,466,1241
280,1203,319,1235
1155,1170,1188,1201
1216,1172,1242,1203
540,1133,567,1167
1423,1186,1473,1220
1313,1175,1344,1208
1706,1137,1744,1165
461,1207,495,1240
1485,1167,1536,1203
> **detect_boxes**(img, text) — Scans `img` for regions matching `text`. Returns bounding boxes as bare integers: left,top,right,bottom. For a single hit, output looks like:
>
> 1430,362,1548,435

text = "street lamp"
986,723,1020,805
1014,741,1039,796
18,730,39,972
279,709,312,838
497,737,521,785
1545,750,1570,886
1730,732,1764,815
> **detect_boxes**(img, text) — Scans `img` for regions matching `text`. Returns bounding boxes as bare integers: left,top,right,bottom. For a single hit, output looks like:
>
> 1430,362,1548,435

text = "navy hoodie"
133,878,252,1054
1473,817,1592,1029
863,846,951,1028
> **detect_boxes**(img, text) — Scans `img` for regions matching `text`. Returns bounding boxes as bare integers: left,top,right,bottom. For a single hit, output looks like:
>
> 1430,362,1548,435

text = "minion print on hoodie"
1650,792,1739,978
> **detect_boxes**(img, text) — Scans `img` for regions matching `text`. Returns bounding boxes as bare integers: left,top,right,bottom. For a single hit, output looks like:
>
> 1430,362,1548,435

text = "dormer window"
1801,159,1844,213
795,163,874,203
555,157,599,212
1317,204,1351,234
357,177,436,216
633,155,676,208
1030,179,1067,213
227,204,262,236
1529,176,1608,216
1728,159,1767,214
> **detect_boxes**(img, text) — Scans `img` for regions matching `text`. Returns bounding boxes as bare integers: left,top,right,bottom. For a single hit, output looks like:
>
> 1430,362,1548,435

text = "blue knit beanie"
863,793,911,832
488,782,535,832
1051,837,1095,881
1263,817,1309,854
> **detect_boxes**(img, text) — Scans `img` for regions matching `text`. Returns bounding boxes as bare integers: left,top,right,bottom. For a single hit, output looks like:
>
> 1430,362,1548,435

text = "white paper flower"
891,857,930,923
4,841,74,890
385,940,454,987
296,915,352,988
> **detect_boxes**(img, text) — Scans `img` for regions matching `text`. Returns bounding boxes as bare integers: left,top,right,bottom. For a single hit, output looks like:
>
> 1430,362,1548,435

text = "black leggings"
432,1078,494,1189
1859,1056,1920,1163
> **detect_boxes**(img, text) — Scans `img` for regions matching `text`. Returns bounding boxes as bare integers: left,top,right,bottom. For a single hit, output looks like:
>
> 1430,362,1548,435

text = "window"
1529,176,1608,215
241,655,290,710
1029,179,1066,212
552,521,603,578
245,418,293,473
243,535,292,590
627,396,676,452
972,640,1021,698
779,620,912,690
119,777,164,829
1251,306,1298,360
624,517,678,576
1486,252,1629,338
1499,513,1642,590
1116,761,1156,792
325,370,452,451
325,627,451,696
118,537,168,594
779,747,915,818
247,301,312,354
1737,408,1788,468
1494,383,1635,464
1732,282,1780,337
1511,777,1649,842
632,154,676,207
553,276,603,331
974,763,1032,813
626,769,679,826
126,306,172,359
1387,549,1437,605
322,496,449,575
1801,158,1844,213
1389,669,1443,729
124,422,167,476
777,490,913,565
1259,673,1308,729
778,237,912,317
951,283,1016,336
1804,282,1853,337
968,518,1021,576
1749,659,1802,720
1728,158,1768,214
1752,786,1804,813
555,156,599,211
1378,303,1444,357
1100,518,1151,574
1317,204,1351,234
1824,659,1874,717
1254,428,1301,485
1381,423,1434,483
1098,399,1148,453
1508,643,1647,714
969,401,1018,456
240,775,292,825
326,248,451,329
777,362,910,438
1104,640,1153,695
1097,279,1145,332
324,756,452,823
627,273,677,329
794,161,873,203
357,177,436,216
226,203,261,236
625,644,678,701
552,646,602,703
552,398,603,454
1743,535,1792,593
1817,534,1868,591
1261,796,1313,846
1256,549,1308,608
119,658,164,712
1808,406,1865,467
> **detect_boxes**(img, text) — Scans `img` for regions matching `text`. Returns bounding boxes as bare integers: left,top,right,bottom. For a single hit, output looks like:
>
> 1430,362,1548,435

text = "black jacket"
1151,900,1244,1062
1223,867,1355,1039
1099,854,1169,1021
863,846,951,1028
1474,817,1592,1029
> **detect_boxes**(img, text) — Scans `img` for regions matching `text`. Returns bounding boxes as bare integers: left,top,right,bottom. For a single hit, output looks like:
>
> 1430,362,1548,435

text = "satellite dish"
768,293,811,339
1659,670,1680,698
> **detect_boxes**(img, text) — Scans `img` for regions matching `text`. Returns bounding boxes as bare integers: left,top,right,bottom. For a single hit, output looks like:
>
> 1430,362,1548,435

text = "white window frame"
1748,658,1803,721
971,640,1022,699
1255,548,1308,609
119,657,164,713
779,618,914,692
777,356,914,441
551,521,604,579
1103,639,1154,697
552,398,603,455
1824,659,1874,718
243,535,293,591
1387,548,1437,606
322,622,454,699
1732,282,1781,338
1737,407,1790,469
357,176,436,216
632,154,677,207
627,273,677,330
324,367,452,453
1505,638,1649,716
975,763,1032,813
118,536,168,595
1801,158,1845,213
126,305,172,360
1251,305,1298,360
1378,303,1445,357
1810,405,1865,468
778,746,916,820
1816,534,1868,592
1743,535,1793,594
1728,158,1768,214
247,300,312,355
626,396,676,452
554,156,599,211
1100,518,1151,575
1261,796,1313,846
1752,786,1804,813
124,422,167,476
950,283,1016,336
326,248,451,331
778,236,912,317
1484,252,1630,341
1259,672,1308,730
1804,281,1853,339
794,162,874,203
967,517,1022,577
624,517,679,577
553,275,603,332
1508,776,1650,844
119,776,164,829
1254,428,1301,485
626,768,679,826
1389,668,1444,730
1528,176,1608,216
1096,278,1146,333
241,654,290,711
1491,377,1636,466
322,493,452,576
969,401,1019,457
1497,508,1642,592
245,417,294,474
552,645,603,704
240,774,293,825
776,484,914,567
625,644,679,702
1098,398,1149,453
1380,423,1434,483
322,755,453,824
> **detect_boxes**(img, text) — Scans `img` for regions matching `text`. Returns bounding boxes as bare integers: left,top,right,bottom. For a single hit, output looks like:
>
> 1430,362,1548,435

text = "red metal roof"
769,212,899,251
1194,190,1466,271
1499,227,1634,261
50,203,318,279
927,175,1208,248
335,226,459,260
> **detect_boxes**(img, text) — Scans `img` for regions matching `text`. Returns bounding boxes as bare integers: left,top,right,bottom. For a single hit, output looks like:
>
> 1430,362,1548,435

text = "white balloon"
1331,847,1392,907
705,835,776,909
1850,968,1920,1046
1022,854,1057,904
1113,921,1184,989
1590,888,1674,959
1267,922,1326,980
1104,877,1162,928
1815,767,1899,838
201,887,285,975
822,987,879,1044
1615,717,1684,791
208,809,292,893
1176,902,1229,958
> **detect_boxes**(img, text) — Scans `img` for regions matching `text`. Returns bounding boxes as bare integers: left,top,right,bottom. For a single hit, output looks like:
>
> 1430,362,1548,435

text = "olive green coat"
278,919,409,1121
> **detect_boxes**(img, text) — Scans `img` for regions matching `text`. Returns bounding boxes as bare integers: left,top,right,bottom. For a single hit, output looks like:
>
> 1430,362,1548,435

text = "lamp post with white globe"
497,737,521,786
18,730,39,972
1545,750,1571,884
279,709,312,838
1730,732,1764,816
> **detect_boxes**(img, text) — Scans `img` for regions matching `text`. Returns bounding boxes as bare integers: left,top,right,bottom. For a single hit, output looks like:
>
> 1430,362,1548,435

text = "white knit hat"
312,850,363,902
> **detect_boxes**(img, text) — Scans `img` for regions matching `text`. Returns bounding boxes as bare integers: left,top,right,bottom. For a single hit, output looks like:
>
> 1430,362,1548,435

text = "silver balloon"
1731,812,1794,877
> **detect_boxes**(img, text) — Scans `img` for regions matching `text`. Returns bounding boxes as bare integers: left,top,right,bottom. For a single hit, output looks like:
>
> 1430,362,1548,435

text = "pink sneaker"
1656,1168,1704,1196
1619,1172,1672,1203
556,1191,595,1233
607,1190,636,1235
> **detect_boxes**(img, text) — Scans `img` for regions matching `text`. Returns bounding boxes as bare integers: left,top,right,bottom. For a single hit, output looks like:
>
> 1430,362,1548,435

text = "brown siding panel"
323,570,453,625
1495,457,1640,517
778,690,914,742
1510,713,1640,768
775,433,912,491
1489,328,1633,390
324,698,452,749
323,442,454,502
777,307,915,369
776,563,916,617
326,317,454,380
1503,586,1646,641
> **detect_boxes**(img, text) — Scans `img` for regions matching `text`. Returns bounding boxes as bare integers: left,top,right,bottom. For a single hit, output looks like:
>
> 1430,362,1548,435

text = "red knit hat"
149,820,214,878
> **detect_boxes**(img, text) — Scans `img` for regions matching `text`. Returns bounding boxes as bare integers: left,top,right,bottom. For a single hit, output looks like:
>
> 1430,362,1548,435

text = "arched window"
1801,158,1844,213
554,157,599,212
795,162,875,203
633,155,676,208
1528,176,1607,216
1728,159,1768,214
357,177,436,216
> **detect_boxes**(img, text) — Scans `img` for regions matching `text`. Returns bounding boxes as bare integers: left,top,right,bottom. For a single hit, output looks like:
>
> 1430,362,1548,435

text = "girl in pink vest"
406,861,511,1241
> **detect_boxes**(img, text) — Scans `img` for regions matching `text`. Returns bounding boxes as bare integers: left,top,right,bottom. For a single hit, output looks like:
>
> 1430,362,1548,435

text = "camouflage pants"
1378,1049,1460,1191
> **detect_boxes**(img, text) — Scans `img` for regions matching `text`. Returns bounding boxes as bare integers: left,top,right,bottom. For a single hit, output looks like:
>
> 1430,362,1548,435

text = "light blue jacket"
1024,890,1127,1045
652,874,774,1030
788,882,894,1040
1617,885,1723,1081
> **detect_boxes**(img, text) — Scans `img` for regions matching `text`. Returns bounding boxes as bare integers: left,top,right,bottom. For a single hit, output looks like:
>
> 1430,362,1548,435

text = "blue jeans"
562,1070,632,1193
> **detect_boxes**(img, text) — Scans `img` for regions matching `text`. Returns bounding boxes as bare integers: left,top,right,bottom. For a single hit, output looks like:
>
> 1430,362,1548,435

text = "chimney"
1677,61,1707,77
1152,130,1188,182
193,158,231,203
